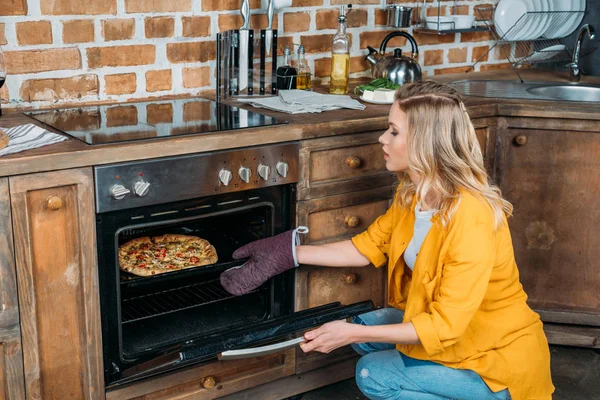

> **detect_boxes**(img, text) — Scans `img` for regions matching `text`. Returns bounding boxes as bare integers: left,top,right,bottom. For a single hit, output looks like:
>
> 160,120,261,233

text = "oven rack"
121,279,259,323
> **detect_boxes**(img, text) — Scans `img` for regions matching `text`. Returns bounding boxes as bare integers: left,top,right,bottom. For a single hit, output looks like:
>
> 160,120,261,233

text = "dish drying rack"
470,9,587,83
415,0,490,34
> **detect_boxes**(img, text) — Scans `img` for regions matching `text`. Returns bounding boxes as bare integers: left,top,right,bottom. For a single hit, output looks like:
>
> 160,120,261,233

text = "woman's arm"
296,240,371,267
300,320,420,354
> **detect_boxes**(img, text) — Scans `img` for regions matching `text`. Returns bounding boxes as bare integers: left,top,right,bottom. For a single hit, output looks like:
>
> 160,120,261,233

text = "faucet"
568,24,595,82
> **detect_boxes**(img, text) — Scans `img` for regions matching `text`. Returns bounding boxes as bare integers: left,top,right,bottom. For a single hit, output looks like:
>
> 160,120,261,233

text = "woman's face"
379,104,409,173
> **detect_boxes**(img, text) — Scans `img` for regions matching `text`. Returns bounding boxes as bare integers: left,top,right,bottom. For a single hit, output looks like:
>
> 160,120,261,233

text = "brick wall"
0,0,509,110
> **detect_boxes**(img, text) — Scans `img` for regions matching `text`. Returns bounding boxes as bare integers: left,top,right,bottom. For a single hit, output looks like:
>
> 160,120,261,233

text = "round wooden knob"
46,196,63,211
344,215,360,228
514,135,527,146
346,156,362,169
201,376,216,389
344,273,357,284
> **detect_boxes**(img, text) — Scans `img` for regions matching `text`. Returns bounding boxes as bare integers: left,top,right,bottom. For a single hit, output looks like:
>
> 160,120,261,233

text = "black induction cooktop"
25,98,286,145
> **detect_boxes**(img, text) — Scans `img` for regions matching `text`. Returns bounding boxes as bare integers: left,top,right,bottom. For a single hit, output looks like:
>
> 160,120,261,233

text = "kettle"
365,31,422,86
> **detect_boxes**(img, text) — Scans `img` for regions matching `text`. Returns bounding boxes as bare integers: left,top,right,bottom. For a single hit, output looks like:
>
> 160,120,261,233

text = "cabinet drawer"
310,142,386,183
298,132,396,200
297,186,393,245
106,348,296,400
301,266,386,310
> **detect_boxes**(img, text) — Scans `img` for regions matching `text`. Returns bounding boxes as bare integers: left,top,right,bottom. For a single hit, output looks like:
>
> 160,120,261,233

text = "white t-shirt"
403,202,436,270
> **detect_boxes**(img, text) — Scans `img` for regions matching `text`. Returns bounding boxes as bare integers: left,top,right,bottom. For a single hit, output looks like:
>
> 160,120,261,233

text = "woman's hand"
299,320,361,354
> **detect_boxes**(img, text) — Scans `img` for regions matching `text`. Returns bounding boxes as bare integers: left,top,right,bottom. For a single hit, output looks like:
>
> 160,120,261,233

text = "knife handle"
267,0,274,29
241,0,250,30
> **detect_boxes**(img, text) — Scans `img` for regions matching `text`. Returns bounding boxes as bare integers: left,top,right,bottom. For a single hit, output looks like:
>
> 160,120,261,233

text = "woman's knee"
355,350,406,398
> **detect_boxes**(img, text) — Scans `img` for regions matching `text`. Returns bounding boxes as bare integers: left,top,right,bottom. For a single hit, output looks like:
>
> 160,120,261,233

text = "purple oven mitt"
220,227,309,296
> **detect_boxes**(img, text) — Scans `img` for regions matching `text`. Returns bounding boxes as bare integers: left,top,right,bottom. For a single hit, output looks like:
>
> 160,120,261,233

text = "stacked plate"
494,0,585,41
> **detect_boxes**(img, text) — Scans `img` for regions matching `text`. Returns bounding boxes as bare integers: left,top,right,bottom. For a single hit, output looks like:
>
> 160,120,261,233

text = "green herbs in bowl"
354,78,400,95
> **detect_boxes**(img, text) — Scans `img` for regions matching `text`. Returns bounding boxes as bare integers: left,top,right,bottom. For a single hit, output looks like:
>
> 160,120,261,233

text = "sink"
526,85,600,102
450,80,600,103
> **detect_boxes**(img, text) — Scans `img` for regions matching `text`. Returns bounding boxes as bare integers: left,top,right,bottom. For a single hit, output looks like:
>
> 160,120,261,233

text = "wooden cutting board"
0,128,8,151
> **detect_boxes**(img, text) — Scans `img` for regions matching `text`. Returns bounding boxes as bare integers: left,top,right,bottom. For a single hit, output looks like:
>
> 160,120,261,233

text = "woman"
220,81,554,399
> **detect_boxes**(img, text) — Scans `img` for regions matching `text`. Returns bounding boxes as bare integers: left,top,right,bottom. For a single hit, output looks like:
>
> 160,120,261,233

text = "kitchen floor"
294,346,600,400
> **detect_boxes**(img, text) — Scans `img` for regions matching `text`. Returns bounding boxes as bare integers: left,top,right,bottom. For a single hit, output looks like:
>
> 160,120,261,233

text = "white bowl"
425,16,454,30
452,15,475,29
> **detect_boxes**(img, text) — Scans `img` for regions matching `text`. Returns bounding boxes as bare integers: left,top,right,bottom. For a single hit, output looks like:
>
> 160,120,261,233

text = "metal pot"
365,31,422,86
387,5,413,28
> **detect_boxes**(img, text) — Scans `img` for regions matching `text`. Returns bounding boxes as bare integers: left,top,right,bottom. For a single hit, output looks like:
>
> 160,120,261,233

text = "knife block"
216,29,279,103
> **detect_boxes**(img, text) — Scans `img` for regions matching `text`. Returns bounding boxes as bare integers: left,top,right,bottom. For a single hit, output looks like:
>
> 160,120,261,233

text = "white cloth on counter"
237,90,366,114
0,124,68,157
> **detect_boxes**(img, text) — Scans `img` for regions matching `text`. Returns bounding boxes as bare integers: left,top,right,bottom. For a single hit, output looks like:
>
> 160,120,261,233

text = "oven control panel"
94,142,299,213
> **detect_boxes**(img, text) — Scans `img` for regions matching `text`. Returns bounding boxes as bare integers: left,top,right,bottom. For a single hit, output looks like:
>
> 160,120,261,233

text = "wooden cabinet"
494,118,600,327
0,177,26,400
9,169,104,400
296,151,394,374
106,348,295,399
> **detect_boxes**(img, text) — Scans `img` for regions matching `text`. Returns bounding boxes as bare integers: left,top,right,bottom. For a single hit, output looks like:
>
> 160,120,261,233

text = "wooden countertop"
0,68,599,178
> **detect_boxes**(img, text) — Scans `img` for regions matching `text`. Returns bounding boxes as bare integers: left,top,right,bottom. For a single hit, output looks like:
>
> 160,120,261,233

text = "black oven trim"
97,185,296,387
112,202,276,364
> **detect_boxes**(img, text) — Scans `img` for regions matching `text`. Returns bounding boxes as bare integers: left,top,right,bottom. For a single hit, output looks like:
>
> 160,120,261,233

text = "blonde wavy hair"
393,81,512,228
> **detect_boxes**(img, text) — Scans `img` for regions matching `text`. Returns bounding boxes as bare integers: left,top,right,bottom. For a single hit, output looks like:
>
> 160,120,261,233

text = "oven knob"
257,164,271,180
111,184,131,200
219,169,233,186
276,161,289,178
134,180,151,197
238,166,251,183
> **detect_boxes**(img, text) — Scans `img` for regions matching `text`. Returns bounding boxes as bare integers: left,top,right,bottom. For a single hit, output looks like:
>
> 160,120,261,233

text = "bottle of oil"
330,5,350,95
296,45,312,90
276,46,297,91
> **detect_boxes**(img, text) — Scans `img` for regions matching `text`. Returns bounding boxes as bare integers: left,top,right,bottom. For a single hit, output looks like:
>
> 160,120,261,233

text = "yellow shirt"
351,190,554,400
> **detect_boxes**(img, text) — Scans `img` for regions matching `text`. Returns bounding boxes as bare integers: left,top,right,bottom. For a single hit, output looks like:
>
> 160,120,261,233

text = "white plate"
360,95,394,105
535,0,552,40
546,0,585,39
528,44,567,61
494,0,529,40
517,0,543,40
525,0,545,40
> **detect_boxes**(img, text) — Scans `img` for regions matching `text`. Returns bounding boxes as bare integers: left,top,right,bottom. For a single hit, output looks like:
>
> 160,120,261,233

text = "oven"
94,142,375,388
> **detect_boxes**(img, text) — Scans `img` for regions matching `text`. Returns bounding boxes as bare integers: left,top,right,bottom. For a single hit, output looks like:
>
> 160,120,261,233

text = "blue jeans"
351,308,511,400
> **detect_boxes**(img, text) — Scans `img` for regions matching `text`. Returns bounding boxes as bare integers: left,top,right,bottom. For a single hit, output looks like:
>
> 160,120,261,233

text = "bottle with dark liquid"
276,46,297,91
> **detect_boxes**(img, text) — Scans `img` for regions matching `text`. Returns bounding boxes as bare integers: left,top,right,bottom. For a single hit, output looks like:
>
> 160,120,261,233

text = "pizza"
118,234,218,276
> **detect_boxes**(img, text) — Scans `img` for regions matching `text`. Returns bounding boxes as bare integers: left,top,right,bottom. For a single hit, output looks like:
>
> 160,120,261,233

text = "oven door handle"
217,336,306,361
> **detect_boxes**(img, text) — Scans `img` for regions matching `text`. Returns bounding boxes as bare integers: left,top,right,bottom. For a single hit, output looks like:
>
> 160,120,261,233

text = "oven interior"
119,206,274,358
97,186,295,384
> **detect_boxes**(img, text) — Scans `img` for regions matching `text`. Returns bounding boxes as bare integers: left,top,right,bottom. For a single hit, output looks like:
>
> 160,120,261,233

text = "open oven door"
119,300,376,384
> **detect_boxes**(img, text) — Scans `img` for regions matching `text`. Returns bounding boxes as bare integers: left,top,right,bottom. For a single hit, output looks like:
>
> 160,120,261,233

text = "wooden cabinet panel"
0,325,26,400
298,132,397,200
494,126,600,324
0,178,19,329
471,116,497,167
106,348,296,400
0,178,26,399
10,169,104,400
